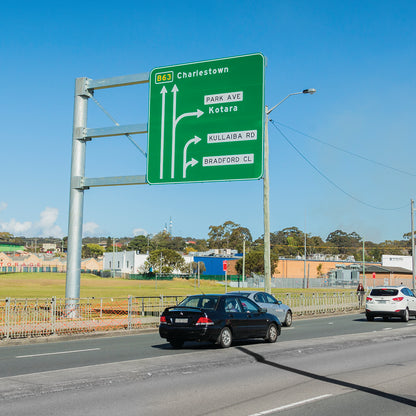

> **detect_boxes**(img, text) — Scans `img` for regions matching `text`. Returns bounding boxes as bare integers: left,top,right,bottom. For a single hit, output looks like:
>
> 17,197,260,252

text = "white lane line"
16,348,101,358
247,394,333,416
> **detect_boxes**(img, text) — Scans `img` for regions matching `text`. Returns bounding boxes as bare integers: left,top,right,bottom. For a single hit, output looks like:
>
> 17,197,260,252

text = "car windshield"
179,296,219,309
370,288,399,296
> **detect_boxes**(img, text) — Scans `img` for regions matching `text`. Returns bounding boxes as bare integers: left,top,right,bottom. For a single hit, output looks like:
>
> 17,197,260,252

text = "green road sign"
147,53,265,184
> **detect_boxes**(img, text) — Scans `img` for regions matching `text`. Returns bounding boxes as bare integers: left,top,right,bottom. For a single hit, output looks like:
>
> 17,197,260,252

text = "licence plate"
175,318,188,323
377,300,386,304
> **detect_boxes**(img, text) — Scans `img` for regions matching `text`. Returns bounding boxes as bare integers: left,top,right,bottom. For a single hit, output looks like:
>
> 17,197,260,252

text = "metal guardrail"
0,292,359,340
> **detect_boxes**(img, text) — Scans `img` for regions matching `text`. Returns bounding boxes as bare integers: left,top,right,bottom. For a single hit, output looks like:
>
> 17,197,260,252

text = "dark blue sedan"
159,294,281,348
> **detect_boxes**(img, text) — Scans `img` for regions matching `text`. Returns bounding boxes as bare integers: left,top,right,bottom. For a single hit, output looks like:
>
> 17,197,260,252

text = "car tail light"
196,316,214,325
392,297,404,302
366,297,372,302
160,315,167,323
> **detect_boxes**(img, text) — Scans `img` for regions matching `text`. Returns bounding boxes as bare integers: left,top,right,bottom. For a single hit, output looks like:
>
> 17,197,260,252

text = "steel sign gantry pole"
263,89,316,294
66,78,89,315
411,199,415,291
66,73,149,314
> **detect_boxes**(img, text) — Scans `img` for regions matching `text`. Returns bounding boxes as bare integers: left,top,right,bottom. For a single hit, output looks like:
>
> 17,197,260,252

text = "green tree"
127,235,152,253
208,220,252,251
105,237,113,252
326,230,361,257
82,243,104,258
144,249,185,274
316,263,323,278
270,226,304,257
379,240,408,256
235,250,278,276
0,232,14,242
191,261,207,275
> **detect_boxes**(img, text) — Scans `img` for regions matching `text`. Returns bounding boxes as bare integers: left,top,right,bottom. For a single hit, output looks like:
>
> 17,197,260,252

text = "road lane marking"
16,348,100,358
247,394,333,415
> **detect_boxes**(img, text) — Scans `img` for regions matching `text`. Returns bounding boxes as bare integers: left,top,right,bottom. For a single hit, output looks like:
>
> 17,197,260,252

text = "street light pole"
263,89,316,294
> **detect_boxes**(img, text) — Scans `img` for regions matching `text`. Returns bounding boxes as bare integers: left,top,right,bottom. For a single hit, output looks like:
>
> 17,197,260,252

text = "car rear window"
370,288,398,296
179,296,219,309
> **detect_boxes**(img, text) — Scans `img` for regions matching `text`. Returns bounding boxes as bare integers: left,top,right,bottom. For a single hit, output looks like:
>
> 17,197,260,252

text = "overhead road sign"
147,53,265,184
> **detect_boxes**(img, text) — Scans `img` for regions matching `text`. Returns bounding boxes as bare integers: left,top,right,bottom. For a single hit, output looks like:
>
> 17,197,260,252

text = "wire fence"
0,296,184,339
0,292,359,340
275,291,360,315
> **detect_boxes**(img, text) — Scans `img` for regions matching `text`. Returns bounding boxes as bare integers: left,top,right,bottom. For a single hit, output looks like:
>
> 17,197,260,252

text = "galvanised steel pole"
66,77,89,314
263,107,271,294
362,239,366,289
411,199,415,291
263,89,316,294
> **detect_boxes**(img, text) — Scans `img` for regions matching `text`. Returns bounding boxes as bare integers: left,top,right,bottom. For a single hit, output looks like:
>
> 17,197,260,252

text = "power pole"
303,228,307,289
362,239,366,289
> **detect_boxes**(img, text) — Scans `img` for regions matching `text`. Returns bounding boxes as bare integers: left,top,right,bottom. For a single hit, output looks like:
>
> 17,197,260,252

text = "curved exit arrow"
171,84,204,178
183,136,202,178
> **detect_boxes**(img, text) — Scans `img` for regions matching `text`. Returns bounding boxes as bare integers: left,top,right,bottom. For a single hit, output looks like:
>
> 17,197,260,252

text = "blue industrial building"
194,255,241,275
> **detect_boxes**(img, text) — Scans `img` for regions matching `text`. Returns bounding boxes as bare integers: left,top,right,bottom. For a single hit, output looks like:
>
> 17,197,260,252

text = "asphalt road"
1,313,415,415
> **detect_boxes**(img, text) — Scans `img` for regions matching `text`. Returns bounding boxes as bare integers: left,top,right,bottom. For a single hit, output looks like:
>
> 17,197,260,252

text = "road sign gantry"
147,53,265,184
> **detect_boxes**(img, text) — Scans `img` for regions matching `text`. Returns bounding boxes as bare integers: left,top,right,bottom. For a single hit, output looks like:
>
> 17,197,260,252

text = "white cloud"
133,228,148,236
0,207,64,237
35,207,63,237
0,218,32,234
83,222,100,236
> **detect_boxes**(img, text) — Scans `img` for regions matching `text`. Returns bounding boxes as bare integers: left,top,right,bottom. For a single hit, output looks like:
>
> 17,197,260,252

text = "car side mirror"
260,308,267,313
277,300,282,305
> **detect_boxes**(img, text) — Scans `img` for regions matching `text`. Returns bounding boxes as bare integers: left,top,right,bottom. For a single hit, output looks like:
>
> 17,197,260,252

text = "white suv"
366,285,416,322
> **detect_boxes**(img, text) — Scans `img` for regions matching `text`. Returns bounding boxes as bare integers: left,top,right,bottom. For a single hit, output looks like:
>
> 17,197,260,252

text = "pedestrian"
357,283,365,307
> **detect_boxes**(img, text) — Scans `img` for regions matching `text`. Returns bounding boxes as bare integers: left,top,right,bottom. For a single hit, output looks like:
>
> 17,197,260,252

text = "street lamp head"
303,88,317,95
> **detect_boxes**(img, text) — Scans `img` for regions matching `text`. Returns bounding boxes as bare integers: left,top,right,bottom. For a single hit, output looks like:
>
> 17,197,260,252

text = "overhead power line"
270,120,408,211
275,121,416,177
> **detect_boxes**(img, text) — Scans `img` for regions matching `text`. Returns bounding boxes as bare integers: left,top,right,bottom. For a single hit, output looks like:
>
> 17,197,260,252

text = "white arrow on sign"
159,86,167,179
170,84,204,178
183,136,201,178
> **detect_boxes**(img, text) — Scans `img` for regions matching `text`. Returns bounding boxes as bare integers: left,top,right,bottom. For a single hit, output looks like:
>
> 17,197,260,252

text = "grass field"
0,272,353,300
0,273,226,299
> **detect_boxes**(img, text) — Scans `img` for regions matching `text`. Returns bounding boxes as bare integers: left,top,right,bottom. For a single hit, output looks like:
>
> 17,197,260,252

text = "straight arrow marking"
160,86,167,179
171,85,178,178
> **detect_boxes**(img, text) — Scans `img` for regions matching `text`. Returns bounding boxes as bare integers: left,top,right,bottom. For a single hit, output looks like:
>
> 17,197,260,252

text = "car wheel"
283,311,292,327
169,339,184,348
265,323,278,343
402,308,409,322
366,314,374,321
218,327,232,348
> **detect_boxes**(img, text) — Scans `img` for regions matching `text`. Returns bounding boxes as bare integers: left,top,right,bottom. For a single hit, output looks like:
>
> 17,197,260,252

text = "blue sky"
1,0,416,243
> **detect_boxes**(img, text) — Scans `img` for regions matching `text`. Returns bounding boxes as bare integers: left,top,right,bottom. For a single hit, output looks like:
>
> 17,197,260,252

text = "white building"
103,251,194,274
103,251,148,274
382,255,412,271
